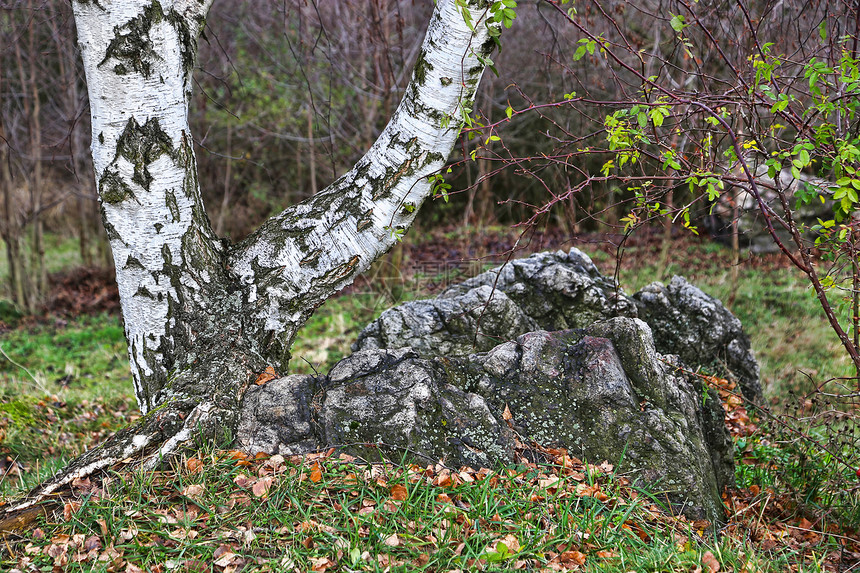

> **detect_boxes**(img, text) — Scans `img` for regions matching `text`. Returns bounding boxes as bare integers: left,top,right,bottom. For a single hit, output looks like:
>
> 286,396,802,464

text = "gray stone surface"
237,318,734,522
633,276,761,403
354,248,761,404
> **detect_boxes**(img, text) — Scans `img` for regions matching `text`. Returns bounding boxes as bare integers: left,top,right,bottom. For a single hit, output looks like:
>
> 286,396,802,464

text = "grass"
0,313,135,495
0,231,858,571
4,448,848,572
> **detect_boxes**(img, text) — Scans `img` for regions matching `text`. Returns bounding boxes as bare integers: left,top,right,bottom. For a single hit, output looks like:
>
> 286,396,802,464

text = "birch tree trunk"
6,0,497,511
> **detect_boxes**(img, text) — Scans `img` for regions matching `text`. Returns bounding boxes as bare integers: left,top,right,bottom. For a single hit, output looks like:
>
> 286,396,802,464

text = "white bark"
74,0,220,412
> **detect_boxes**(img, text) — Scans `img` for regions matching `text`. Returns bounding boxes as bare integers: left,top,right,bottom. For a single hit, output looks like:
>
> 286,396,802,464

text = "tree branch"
228,0,498,360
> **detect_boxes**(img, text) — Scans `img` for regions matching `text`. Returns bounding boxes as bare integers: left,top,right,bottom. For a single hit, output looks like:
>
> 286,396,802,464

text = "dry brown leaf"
539,476,561,490
575,483,598,497
71,476,93,493
233,474,252,488
502,404,513,421
181,483,205,498
213,551,238,568
309,556,335,572
309,463,323,483
702,550,720,573
560,549,587,565
383,533,400,547
252,476,274,497
390,484,408,501
255,366,278,385
185,458,204,473
500,534,521,553
434,469,453,487
63,501,81,522
226,450,252,467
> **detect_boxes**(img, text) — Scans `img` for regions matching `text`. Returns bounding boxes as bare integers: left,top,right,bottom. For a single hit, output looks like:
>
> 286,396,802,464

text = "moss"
98,166,135,204
165,189,180,222
115,116,174,191
413,49,433,86
0,400,37,428
166,9,197,77
424,151,445,166
98,0,165,79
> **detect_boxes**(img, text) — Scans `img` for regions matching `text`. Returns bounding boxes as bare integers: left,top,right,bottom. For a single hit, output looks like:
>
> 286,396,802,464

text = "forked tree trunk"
6,0,496,513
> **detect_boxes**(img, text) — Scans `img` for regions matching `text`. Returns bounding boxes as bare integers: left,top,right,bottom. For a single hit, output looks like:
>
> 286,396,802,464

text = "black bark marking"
98,1,165,78
116,116,174,191
98,166,136,204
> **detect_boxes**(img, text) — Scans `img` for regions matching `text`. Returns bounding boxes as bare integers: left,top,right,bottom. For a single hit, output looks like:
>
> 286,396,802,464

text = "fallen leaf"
185,458,204,473
309,463,323,483
702,550,720,573
181,484,205,498
63,501,81,522
390,484,408,501
560,550,587,565
252,476,274,497
84,535,102,552
383,533,400,547
539,476,560,490
500,534,521,553
213,549,239,568
309,556,335,572
233,474,252,488
255,366,278,385
502,404,513,421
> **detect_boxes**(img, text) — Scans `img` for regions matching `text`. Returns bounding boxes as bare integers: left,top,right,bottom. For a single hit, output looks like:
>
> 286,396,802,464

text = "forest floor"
0,225,858,572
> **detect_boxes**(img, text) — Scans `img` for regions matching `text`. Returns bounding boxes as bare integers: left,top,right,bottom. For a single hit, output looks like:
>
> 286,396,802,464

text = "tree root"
0,400,222,533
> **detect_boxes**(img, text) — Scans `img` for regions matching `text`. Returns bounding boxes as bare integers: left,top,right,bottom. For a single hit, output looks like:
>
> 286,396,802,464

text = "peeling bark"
1,0,498,520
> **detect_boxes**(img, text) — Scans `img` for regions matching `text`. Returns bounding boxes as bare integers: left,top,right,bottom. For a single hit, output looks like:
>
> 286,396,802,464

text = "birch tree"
7,0,499,511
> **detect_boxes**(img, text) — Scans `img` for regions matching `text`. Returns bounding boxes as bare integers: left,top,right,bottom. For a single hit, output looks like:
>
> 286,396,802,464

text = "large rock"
238,318,734,522
354,249,762,404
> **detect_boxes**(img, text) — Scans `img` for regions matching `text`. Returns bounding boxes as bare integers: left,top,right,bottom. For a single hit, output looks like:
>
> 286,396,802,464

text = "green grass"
0,313,135,494
290,295,390,376
3,450,845,572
